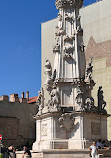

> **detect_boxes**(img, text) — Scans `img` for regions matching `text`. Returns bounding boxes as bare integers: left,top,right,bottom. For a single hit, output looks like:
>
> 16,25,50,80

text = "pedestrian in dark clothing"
22,146,31,158
7,145,16,158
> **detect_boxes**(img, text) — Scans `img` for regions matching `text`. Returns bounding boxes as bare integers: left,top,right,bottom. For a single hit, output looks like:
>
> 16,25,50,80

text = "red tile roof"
28,96,38,104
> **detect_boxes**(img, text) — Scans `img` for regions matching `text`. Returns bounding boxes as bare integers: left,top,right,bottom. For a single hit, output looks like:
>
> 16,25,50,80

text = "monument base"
33,111,108,150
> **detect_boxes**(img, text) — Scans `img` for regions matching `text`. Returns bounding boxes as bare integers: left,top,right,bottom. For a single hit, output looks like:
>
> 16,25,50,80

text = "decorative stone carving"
77,26,83,35
64,35,75,41
84,58,93,83
55,0,83,10
53,44,60,53
53,36,60,53
72,26,83,36
63,53,73,59
97,86,107,114
37,88,44,115
41,124,47,136
36,91,42,105
44,60,53,94
63,45,74,59
75,86,84,111
55,26,66,36
65,13,73,20
45,59,52,77
59,113,74,131
85,96,97,113
50,86,61,109
80,42,85,52
42,86,61,114
64,45,74,52
58,13,62,21
77,15,81,20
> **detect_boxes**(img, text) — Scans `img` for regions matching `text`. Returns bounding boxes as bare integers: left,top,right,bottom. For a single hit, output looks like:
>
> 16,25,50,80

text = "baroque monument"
33,0,108,152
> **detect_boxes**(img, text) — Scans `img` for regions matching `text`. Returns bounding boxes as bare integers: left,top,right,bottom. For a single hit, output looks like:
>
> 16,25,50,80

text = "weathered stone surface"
33,112,108,150
0,101,37,147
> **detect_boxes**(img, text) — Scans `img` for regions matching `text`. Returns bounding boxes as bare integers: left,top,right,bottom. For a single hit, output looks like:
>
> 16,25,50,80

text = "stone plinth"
16,149,111,158
33,112,109,150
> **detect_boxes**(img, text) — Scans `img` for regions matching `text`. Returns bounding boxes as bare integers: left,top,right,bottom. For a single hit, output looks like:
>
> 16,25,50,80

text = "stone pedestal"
33,112,108,151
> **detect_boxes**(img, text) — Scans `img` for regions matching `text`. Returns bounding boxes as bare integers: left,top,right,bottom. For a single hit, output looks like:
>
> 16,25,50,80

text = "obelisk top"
55,0,83,10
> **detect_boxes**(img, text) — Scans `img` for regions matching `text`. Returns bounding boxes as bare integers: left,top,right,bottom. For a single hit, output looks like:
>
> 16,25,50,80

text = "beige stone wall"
0,100,37,147
92,61,111,140
41,19,58,102
86,37,111,140
80,0,111,46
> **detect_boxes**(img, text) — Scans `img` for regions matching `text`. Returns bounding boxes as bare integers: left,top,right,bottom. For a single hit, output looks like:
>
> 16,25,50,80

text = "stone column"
53,0,85,108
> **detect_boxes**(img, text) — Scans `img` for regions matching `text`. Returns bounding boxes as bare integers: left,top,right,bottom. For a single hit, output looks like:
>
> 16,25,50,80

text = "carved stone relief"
58,13,62,21
55,0,83,10
55,26,66,36
59,114,74,131
65,13,73,20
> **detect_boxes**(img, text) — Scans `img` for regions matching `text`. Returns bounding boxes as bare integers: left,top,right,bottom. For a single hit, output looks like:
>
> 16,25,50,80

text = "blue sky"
0,0,96,98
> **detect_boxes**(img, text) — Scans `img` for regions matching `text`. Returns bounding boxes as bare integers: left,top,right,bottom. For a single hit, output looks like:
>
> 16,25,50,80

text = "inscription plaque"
41,124,47,136
91,122,100,135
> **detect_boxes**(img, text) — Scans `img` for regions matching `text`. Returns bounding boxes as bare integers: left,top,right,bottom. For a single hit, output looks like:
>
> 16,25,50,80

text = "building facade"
0,92,37,148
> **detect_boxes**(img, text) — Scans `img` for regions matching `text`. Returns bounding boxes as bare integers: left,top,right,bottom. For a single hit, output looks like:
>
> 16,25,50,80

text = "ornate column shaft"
53,0,84,107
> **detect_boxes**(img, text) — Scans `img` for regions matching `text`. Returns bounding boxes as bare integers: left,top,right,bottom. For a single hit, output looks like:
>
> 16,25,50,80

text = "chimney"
0,95,9,102
20,92,27,103
21,92,25,98
26,91,29,102
10,94,19,103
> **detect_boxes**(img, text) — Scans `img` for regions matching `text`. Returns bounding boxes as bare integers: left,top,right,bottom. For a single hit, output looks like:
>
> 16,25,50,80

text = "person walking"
89,142,98,158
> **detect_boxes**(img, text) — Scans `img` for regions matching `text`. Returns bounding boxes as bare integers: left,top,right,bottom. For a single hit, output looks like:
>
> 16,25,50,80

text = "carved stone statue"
84,58,93,83
45,59,52,77
85,96,97,112
77,26,83,34
37,88,44,115
36,91,42,105
44,60,53,94
75,86,84,111
80,42,85,52
42,86,61,113
58,13,62,21
98,86,107,114
50,86,60,109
